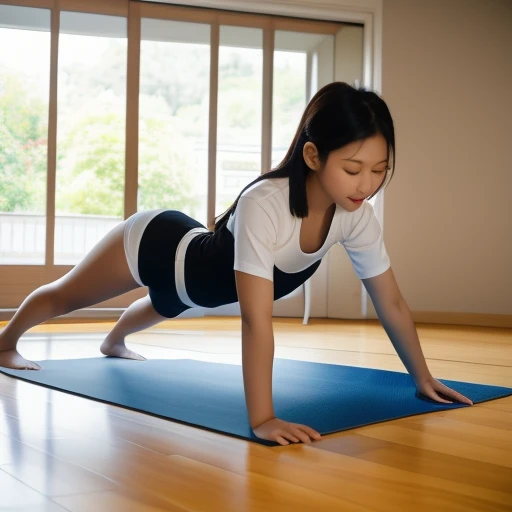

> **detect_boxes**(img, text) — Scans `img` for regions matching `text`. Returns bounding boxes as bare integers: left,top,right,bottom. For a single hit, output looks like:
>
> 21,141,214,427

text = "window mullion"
207,20,219,229
45,4,59,267
261,26,274,175
124,0,140,219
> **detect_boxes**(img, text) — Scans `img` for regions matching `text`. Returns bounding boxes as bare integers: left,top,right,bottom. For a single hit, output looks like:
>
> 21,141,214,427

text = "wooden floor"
0,317,511,511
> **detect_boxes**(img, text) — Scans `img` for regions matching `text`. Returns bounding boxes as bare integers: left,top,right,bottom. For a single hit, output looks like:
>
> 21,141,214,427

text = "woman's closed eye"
344,169,387,176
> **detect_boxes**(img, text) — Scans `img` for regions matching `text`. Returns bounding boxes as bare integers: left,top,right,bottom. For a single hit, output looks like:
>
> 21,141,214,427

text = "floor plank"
0,434,117,497
53,489,188,512
0,469,70,511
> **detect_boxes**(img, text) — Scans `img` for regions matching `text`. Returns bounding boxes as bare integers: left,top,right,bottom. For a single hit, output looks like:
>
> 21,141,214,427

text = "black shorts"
138,210,206,318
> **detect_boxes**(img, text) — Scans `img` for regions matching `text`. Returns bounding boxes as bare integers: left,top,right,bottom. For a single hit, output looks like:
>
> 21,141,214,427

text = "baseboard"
410,311,512,329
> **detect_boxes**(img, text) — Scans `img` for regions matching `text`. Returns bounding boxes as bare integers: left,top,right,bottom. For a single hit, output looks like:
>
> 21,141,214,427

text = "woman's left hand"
416,376,473,405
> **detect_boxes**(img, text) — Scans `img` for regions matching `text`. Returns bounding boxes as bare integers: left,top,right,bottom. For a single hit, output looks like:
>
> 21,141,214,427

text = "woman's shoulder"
240,176,289,204
227,177,289,233
340,200,382,244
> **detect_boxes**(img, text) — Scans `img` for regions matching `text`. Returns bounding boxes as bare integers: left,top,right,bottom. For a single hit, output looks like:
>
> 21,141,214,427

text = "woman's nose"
356,173,372,196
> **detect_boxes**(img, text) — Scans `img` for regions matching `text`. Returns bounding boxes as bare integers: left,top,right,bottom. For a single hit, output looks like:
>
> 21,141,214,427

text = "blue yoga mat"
1,358,510,446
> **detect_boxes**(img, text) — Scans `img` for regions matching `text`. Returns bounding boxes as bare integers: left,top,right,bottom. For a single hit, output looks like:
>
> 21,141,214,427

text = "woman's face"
316,134,389,211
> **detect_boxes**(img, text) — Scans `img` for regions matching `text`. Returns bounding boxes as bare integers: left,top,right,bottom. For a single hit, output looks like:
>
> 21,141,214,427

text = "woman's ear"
303,142,320,171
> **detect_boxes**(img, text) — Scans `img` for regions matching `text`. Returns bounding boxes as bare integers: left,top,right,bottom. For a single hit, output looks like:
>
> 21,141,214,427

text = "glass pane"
272,31,334,168
55,12,127,265
216,26,263,217
0,6,51,265
139,19,210,226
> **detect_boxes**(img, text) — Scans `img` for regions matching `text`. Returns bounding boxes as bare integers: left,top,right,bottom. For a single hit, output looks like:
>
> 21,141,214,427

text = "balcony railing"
0,212,121,265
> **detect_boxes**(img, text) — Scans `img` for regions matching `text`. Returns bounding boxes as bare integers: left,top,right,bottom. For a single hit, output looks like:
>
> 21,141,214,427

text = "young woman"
0,82,472,445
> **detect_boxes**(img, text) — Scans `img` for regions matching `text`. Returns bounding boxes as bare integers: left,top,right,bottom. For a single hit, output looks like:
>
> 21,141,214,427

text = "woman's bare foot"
0,349,41,370
100,335,146,361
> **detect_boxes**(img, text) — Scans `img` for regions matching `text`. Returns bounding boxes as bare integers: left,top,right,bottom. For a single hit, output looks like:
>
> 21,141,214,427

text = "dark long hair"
213,81,395,233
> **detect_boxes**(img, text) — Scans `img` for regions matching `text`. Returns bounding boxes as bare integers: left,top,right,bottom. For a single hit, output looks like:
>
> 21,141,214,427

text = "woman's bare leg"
100,295,167,360
0,221,140,370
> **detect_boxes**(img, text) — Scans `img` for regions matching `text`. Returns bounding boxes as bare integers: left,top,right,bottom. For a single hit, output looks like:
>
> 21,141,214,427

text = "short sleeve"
231,196,277,282
340,202,391,279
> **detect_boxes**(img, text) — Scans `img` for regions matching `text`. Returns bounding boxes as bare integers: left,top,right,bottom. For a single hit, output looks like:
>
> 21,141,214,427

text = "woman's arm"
235,270,276,427
363,268,473,405
241,320,275,428
235,270,322,444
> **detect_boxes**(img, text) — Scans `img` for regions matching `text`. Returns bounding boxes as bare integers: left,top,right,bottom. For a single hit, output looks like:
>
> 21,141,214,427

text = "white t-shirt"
226,177,390,282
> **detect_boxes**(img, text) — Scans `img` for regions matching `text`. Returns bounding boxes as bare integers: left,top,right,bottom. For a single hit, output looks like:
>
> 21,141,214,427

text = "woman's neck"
305,172,334,216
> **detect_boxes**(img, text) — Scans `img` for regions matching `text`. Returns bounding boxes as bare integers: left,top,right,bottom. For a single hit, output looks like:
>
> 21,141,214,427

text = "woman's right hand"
252,417,322,445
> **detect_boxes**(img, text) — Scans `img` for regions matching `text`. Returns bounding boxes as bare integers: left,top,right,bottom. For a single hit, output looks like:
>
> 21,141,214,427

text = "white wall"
380,0,512,316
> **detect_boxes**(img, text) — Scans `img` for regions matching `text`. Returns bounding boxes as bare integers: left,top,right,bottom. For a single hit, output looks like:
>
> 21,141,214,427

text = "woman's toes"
128,351,146,361
0,350,41,370
100,342,145,361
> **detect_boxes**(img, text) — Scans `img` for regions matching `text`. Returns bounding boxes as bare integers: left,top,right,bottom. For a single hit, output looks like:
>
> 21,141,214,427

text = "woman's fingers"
276,426,321,445
426,390,452,404
254,418,322,445
275,435,290,446
299,425,322,440
419,379,474,406
438,384,473,405
291,428,312,444
282,432,301,443
280,429,308,444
